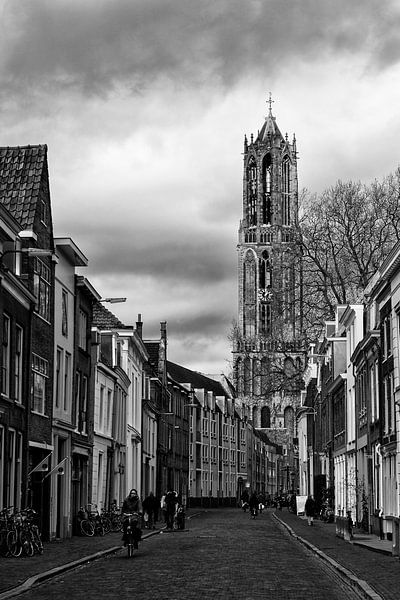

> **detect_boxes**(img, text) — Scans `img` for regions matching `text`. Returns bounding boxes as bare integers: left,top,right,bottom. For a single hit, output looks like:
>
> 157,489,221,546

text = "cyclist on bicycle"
121,489,142,546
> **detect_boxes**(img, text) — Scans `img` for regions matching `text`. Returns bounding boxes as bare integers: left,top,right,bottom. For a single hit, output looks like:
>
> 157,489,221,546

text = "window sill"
31,411,49,418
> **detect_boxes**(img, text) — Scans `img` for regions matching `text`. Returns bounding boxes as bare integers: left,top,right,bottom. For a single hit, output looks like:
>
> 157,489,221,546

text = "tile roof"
92,303,126,329
0,145,48,228
144,342,160,369
167,361,228,397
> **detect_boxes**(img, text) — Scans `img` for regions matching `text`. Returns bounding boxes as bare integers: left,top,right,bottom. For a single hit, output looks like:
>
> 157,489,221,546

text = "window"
2,315,10,396
64,352,71,411
210,419,216,438
61,290,68,337
34,258,51,321
14,325,23,403
384,374,395,436
370,361,378,423
202,417,209,436
32,354,48,415
261,406,271,428
210,445,217,462
55,348,62,409
81,376,88,434
99,386,105,431
262,154,272,224
247,157,257,226
78,309,88,350
107,389,112,432
75,371,81,429
202,444,209,462
282,157,291,225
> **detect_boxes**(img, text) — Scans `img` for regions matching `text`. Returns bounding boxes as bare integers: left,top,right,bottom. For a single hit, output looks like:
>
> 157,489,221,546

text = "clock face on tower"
258,288,272,302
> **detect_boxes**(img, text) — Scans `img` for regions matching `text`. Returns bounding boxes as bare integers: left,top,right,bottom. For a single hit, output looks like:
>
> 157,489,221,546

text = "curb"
272,513,384,600
352,540,392,556
0,529,160,600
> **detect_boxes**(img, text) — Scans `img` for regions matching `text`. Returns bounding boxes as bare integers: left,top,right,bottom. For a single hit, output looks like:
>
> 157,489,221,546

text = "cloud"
2,0,400,376
2,0,400,103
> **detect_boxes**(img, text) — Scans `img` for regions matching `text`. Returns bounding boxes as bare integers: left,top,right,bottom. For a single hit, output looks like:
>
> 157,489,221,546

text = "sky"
1,0,400,376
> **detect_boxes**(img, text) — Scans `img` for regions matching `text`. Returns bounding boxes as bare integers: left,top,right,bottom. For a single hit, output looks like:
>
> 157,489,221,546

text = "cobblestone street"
11,509,361,600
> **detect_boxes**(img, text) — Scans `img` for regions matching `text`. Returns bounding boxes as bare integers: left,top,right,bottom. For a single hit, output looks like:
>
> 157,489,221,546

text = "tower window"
282,157,290,226
261,406,271,428
247,158,257,227
262,154,272,225
259,250,272,289
259,303,272,335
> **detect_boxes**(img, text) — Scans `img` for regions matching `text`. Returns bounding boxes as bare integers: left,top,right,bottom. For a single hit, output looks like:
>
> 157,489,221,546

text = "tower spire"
267,92,274,116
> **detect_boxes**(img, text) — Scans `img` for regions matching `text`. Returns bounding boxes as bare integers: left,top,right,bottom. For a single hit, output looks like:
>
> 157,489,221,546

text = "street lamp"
99,297,127,303
1,247,54,260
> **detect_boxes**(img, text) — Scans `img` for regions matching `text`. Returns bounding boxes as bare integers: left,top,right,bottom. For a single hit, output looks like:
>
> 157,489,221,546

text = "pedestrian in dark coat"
165,490,178,530
305,495,316,526
142,492,159,529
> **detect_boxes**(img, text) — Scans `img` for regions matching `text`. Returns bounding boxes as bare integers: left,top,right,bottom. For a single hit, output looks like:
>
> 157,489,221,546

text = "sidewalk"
0,528,158,599
1,512,400,600
274,510,400,600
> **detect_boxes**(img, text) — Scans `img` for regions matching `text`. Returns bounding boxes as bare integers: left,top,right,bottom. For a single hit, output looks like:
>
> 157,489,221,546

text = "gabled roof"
92,302,125,329
167,361,228,397
0,145,48,228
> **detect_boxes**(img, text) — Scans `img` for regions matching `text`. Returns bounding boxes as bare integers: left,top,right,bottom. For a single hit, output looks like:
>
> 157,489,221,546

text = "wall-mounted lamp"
99,297,127,304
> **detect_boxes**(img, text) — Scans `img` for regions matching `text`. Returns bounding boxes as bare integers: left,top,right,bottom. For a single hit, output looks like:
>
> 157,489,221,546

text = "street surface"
17,509,360,600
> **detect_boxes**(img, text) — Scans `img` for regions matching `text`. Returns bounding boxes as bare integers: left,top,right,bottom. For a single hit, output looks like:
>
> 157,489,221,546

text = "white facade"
51,238,88,539
114,329,148,500
92,360,116,510
340,304,363,520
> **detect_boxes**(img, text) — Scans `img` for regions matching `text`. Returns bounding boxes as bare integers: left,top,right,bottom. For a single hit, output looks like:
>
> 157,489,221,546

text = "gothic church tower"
233,98,303,479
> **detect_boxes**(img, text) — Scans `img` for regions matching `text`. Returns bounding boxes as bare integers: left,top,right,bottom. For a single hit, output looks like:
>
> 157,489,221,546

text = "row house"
166,362,281,506
71,275,100,531
51,238,88,539
91,304,148,511
356,242,400,541
300,241,400,549
298,305,363,516
0,205,36,515
0,145,55,539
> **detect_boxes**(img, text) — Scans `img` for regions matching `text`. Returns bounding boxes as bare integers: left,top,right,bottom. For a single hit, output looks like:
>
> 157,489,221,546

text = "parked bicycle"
3,508,44,557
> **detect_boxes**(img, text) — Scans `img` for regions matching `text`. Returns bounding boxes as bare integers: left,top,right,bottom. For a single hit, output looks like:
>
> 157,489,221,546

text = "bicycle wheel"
7,529,22,557
95,521,105,536
80,519,95,537
31,527,44,554
102,517,111,534
111,515,122,532
21,531,34,557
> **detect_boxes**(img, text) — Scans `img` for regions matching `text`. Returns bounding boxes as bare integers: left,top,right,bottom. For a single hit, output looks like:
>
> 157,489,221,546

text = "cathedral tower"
233,97,303,481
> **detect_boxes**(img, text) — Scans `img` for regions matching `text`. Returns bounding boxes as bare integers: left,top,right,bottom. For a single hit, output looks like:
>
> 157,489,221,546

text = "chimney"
136,313,143,338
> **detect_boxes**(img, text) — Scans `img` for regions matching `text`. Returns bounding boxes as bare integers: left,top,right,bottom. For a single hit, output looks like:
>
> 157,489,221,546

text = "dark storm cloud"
2,0,400,100
68,221,236,284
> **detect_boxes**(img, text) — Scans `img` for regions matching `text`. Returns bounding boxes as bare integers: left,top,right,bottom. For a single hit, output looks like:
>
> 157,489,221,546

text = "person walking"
305,494,316,526
165,490,178,530
160,491,167,524
249,491,259,518
142,491,158,529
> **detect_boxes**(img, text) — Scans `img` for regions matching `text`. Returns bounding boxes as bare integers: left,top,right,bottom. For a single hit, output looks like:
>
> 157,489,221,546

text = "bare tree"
296,169,400,339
